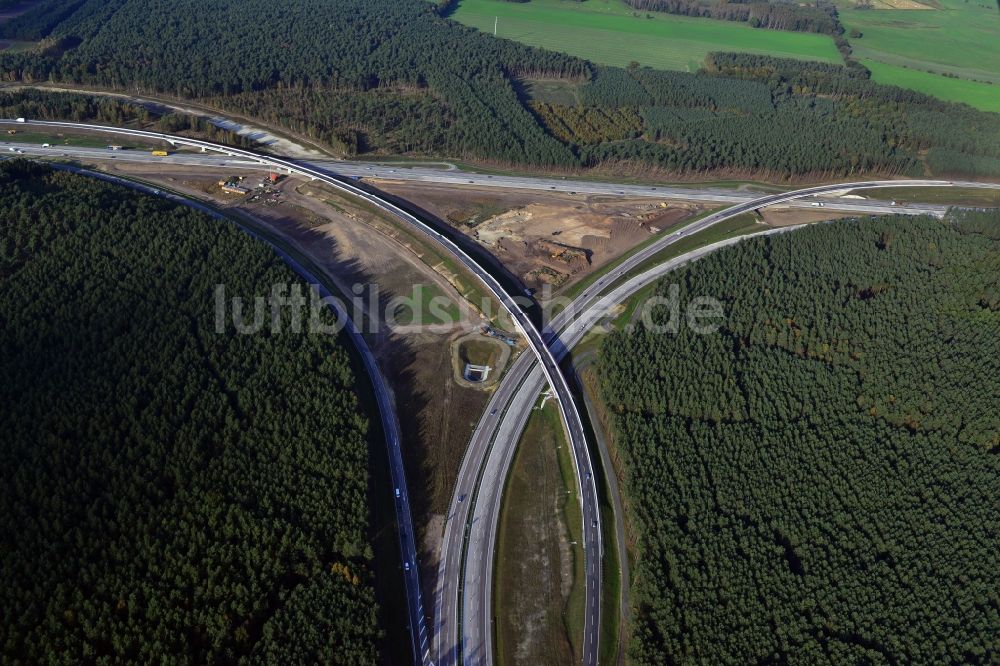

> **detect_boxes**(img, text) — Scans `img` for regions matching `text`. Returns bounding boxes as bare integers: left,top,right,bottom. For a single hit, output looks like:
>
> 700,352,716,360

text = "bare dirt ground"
868,0,936,9
377,181,704,293
760,206,870,227
88,160,494,599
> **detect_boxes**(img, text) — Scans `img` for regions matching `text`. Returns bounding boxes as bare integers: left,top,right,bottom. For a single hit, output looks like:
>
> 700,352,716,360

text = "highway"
0,140,977,216
8,122,998,666
0,117,603,666
438,176,1000,666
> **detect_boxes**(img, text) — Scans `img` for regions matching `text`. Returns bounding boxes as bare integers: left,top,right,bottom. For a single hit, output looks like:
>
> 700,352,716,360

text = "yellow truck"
151,150,169,157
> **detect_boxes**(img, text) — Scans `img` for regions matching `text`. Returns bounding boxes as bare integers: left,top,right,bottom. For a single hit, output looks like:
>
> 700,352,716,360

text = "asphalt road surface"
7,122,997,666
437,177,1000,666
0,140,971,216
0,120,447,666
0,118,602,666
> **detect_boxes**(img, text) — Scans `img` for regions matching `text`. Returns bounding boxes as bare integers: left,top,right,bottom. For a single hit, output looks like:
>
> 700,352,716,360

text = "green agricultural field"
840,0,1000,84
864,60,1000,113
451,0,841,72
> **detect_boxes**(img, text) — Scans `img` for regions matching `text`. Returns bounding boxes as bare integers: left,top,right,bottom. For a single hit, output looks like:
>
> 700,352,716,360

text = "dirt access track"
376,180,705,294
759,205,877,227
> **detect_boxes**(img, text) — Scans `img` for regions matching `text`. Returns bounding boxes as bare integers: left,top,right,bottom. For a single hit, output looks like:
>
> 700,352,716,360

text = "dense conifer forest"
1,0,998,178
598,211,1000,663
0,161,379,663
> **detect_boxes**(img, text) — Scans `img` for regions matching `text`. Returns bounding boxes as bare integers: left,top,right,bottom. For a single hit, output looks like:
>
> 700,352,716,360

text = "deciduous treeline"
624,0,843,34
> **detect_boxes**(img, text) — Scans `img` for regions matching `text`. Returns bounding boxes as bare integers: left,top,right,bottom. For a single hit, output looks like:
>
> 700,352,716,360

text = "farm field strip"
863,60,1000,113
452,0,841,72
839,0,1000,80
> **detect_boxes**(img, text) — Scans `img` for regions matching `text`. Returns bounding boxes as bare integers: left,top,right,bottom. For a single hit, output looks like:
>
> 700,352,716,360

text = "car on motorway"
404,561,411,572
395,487,401,498
490,408,497,415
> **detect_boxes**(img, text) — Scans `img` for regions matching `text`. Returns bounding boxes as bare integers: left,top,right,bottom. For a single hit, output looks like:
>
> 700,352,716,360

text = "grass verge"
857,186,1000,207
494,398,583,665
618,212,761,283
1,131,131,148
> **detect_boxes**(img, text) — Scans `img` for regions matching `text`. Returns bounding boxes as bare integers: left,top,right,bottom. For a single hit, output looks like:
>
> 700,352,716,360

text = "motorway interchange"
3,118,997,666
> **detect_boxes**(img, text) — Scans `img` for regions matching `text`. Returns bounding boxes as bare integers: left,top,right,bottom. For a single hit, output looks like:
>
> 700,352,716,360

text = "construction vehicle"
151,150,169,157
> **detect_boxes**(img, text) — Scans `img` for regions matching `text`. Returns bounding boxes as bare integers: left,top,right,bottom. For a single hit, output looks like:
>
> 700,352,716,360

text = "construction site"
377,180,703,293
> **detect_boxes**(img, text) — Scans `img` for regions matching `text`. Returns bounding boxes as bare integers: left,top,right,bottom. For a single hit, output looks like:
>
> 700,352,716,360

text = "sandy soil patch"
379,181,703,293
760,206,868,227
868,0,937,9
